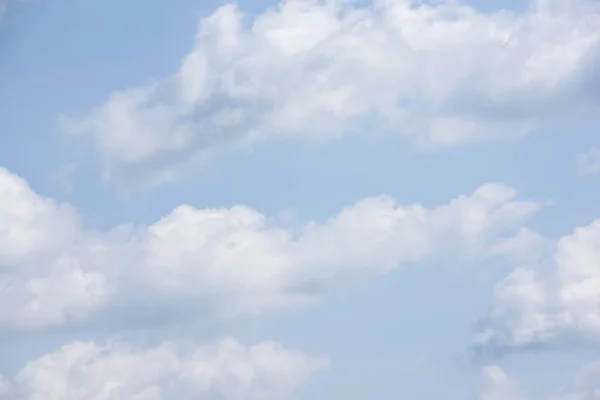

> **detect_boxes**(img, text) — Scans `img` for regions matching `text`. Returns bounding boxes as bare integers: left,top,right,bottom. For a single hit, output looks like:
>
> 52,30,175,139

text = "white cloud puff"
0,337,328,400
0,167,541,333
64,0,600,186
474,217,600,353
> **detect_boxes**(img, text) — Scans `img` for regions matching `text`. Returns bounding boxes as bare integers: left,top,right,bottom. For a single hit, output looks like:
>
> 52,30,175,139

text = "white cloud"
0,337,328,400
577,147,600,175
474,217,600,353
64,0,600,186
0,167,541,333
489,228,549,264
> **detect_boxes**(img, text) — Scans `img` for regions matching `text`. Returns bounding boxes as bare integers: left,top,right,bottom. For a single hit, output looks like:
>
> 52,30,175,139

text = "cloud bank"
65,0,600,186
0,167,540,334
0,337,328,400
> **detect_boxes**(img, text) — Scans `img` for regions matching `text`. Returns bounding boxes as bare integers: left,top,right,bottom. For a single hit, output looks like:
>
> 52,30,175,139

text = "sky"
1,0,600,399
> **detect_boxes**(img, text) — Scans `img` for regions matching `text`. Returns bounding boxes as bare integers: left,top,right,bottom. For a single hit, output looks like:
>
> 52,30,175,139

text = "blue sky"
1,0,600,399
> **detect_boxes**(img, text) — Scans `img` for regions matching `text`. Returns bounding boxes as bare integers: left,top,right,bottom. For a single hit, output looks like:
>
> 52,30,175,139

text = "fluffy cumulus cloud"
0,167,541,333
64,0,600,186
474,217,600,353
577,147,600,175
0,337,328,400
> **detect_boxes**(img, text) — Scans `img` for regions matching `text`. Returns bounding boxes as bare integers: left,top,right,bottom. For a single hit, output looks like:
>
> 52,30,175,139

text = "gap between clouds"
0,337,328,400
63,0,600,187
0,167,541,334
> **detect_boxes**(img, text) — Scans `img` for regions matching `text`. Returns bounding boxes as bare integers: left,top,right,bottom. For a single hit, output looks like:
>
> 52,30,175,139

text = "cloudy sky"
1,0,600,398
